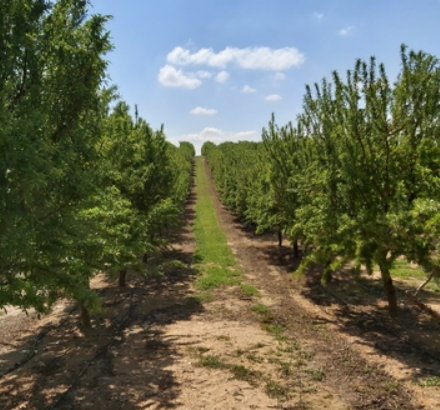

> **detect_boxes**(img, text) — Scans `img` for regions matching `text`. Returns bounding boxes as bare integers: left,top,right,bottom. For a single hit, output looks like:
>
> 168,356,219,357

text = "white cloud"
265,94,282,102
171,127,257,143
272,72,286,81
190,107,217,115
242,85,256,93
215,70,229,83
313,13,324,21
158,64,201,89
339,26,354,36
196,70,212,79
167,46,304,70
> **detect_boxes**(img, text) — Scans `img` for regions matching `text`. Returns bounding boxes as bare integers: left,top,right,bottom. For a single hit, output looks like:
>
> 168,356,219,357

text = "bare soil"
0,161,439,409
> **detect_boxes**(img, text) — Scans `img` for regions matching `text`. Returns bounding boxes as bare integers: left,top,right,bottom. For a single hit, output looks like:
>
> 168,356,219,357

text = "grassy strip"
193,157,242,291
370,259,439,292
390,260,439,291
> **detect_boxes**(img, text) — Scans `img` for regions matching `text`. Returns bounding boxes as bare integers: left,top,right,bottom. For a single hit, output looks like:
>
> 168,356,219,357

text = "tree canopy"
202,45,440,316
0,1,195,323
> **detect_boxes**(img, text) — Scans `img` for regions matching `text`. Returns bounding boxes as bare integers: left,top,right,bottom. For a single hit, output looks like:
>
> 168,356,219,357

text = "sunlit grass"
390,259,439,292
241,283,260,297
193,158,242,293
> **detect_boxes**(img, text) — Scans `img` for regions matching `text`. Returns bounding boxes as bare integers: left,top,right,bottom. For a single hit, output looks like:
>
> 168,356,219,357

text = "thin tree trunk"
278,228,282,247
293,240,299,259
143,253,149,264
415,267,438,297
119,268,127,288
321,260,333,284
80,304,91,328
379,264,398,317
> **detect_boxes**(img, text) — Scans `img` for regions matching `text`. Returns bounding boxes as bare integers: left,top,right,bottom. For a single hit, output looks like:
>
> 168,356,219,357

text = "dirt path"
0,159,439,409
0,182,201,409
201,158,440,410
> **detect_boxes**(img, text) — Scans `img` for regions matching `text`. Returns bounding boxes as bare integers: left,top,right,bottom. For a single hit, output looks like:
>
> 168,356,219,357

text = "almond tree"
94,101,193,288
0,0,111,315
296,46,440,316
260,117,304,255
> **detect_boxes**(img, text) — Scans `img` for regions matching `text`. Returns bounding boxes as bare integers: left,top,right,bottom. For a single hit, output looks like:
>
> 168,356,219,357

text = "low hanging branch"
405,268,440,325
415,267,438,297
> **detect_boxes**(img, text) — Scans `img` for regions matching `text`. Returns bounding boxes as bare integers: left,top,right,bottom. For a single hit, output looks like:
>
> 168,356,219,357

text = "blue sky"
90,0,440,154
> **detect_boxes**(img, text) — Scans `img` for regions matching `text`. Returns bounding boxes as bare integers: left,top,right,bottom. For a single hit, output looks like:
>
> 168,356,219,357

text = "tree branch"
7,51,29,112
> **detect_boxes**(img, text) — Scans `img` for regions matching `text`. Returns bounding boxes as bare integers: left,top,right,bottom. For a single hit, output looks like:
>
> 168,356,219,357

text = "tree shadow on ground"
218,202,440,385
0,176,201,409
55,292,204,410
0,252,204,409
203,163,439,407
259,243,440,384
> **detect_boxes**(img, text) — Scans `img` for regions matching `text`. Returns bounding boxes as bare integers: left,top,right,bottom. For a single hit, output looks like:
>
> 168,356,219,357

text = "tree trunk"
321,260,333,285
80,304,91,328
278,228,282,247
293,240,299,259
143,253,149,264
119,268,127,288
379,264,398,317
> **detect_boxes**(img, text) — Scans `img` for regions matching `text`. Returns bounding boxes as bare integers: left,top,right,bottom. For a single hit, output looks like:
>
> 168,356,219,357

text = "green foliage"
292,45,440,315
0,0,112,312
0,2,195,317
202,140,262,222
170,141,195,207
202,45,440,316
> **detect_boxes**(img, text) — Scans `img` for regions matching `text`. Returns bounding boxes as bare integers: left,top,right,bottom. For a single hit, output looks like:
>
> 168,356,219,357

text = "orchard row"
203,45,440,316
0,1,195,324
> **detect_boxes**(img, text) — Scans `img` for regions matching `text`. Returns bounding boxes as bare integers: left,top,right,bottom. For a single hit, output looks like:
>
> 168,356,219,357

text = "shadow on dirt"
0,259,203,410
207,178,440,386
238,225,440,383
202,157,438,409
0,175,201,410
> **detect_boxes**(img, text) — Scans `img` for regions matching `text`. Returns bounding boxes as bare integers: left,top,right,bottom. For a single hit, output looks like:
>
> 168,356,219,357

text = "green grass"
305,368,325,381
186,346,210,354
251,303,271,315
196,266,241,290
241,283,260,297
391,260,429,280
390,260,439,292
216,334,231,341
381,380,399,393
414,376,440,387
262,323,288,341
198,354,227,369
193,158,242,293
191,292,214,303
265,379,291,399
230,364,262,384
277,341,301,353
369,259,439,292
